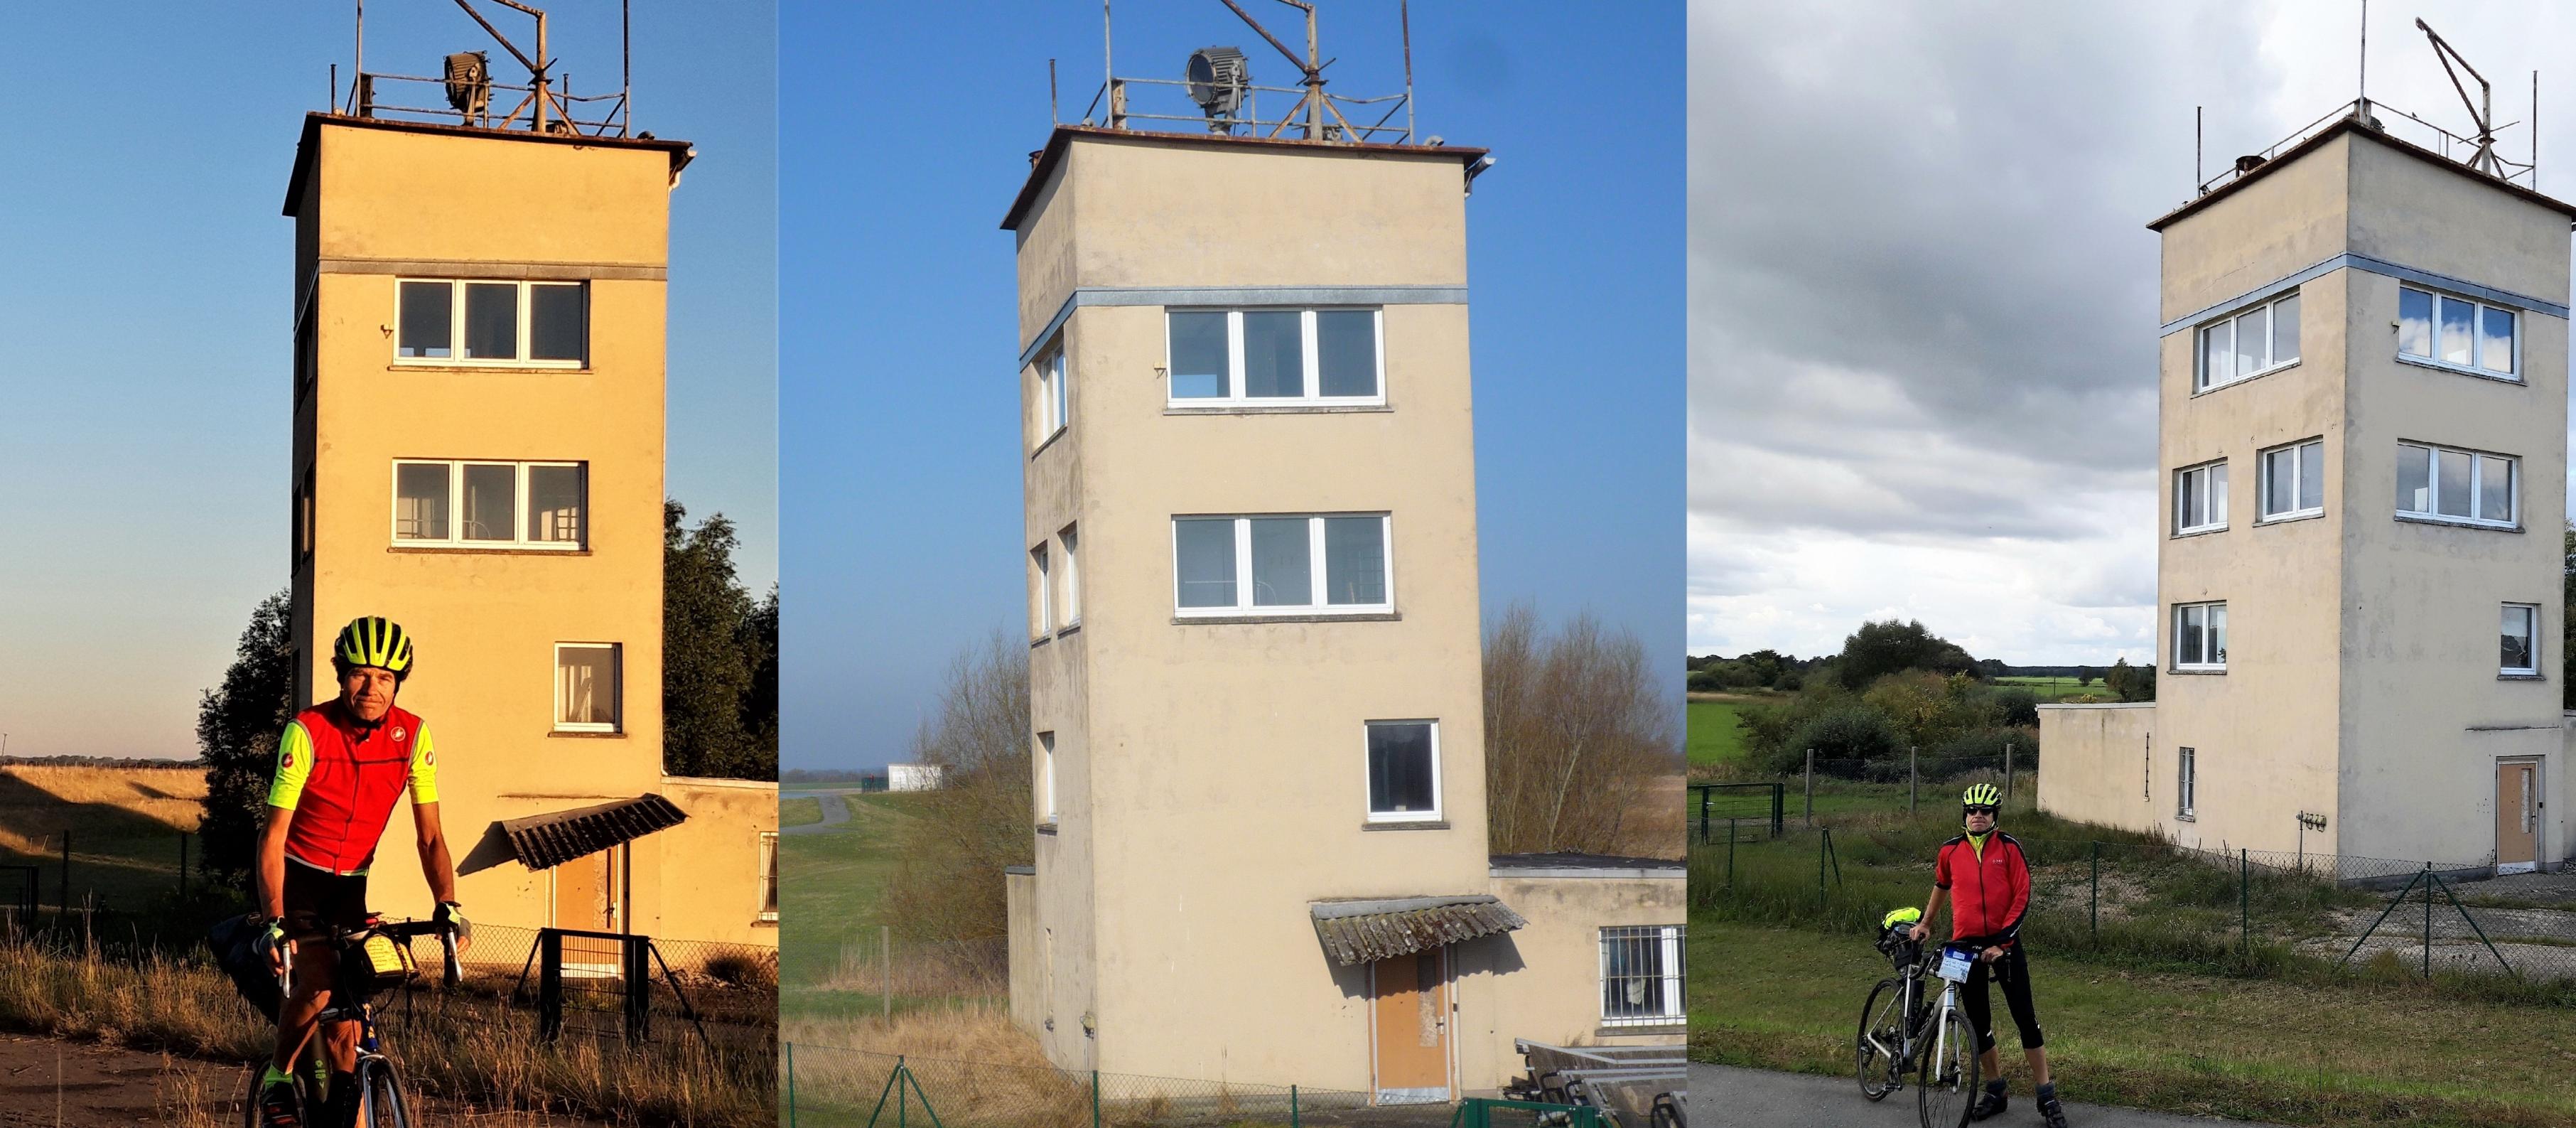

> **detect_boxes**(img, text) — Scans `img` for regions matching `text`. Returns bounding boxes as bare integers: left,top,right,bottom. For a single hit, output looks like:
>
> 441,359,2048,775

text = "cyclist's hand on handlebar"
433,901,473,954
1908,923,1930,943
1980,945,2006,963
254,918,289,974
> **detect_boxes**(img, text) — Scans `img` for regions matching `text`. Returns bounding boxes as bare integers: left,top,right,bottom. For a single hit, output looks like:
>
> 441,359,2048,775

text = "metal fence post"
1290,1083,1299,1128
2089,842,2099,944
537,930,564,1041
1092,1069,1101,1128
1909,747,1918,817
2422,864,2434,978
1804,750,1815,827
785,1041,797,1128
2238,849,2249,957
883,925,893,1021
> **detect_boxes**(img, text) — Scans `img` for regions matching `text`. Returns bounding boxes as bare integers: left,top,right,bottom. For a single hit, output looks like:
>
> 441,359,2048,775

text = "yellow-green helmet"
1880,906,1922,930
333,616,415,678
1961,783,2001,809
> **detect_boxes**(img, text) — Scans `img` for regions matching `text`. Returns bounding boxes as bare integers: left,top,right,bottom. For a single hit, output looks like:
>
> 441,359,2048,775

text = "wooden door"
553,848,621,977
1370,949,1450,1104
2497,761,2539,874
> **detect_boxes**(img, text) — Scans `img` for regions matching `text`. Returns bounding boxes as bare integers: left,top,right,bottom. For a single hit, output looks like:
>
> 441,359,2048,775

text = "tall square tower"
2143,113,2573,868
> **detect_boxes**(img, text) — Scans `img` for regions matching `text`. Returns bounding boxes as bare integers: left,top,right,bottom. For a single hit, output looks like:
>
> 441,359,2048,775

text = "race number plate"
1936,945,1976,982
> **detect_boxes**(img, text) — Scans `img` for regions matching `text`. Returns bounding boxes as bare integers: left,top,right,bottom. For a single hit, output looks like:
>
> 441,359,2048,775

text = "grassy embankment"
0,763,208,915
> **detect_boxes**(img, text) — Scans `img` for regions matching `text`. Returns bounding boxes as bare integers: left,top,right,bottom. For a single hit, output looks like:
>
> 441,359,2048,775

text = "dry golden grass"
0,764,204,854
783,1004,1094,1127
1,933,770,1127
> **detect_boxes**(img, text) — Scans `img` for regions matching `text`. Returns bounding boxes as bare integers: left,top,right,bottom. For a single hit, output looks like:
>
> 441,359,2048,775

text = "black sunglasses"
1963,805,1999,816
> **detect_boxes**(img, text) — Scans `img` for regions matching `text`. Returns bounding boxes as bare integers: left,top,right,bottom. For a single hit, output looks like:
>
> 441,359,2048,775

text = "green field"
780,796,822,827
1994,675,2116,702
1686,697,1754,770
778,791,939,1023
1688,918,2576,1127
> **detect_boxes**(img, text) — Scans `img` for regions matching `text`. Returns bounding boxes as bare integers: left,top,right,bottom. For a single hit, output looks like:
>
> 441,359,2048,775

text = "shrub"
1992,688,2039,728
1768,706,1902,775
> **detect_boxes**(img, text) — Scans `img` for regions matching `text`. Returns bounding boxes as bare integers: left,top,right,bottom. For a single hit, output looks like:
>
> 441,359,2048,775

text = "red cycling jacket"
1934,830,2031,949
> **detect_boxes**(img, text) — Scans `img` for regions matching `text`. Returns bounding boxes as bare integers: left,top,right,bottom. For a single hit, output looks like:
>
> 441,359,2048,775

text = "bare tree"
1484,603,1683,859
880,630,1034,941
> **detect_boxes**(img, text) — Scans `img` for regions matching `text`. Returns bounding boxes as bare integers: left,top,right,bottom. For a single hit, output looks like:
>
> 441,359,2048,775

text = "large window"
1172,514,1391,616
2502,604,2540,676
1037,731,1059,823
1033,342,1069,444
554,643,621,733
2257,439,2324,521
392,460,586,549
2174,461,2229,535
2398,286,2516,378
397,279,588,366
2196,291,2300,391
2173,601,2226,671
2177,747,2197,820
1166,308,1384,406
2396,443,2517,527
1600,925,1686,1028
1365,720,1440,822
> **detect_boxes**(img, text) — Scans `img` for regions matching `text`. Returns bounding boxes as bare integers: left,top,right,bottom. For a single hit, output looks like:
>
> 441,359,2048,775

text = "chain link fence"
1691,812,2576,984
781,1043,1464,1127
380,920,777,1051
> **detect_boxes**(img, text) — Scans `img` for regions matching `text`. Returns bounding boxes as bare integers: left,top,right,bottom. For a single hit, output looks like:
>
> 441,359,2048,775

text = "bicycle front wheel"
1853,977,1906,1100
1915,1006,1980,1128
359,1057,413,1128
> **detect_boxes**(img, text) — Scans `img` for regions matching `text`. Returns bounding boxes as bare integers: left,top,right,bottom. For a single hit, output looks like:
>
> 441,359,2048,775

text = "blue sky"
0,2,775,761
782,0,1684,770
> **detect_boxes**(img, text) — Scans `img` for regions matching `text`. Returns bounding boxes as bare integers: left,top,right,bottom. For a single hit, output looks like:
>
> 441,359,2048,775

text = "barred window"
1600,925,1685,1026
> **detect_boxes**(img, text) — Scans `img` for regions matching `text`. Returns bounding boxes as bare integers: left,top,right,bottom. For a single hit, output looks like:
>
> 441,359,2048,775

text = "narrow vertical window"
2437,295,2475,366
1038,731,1058,823
760,832,780,922
1365,720,1440,822
1057,525,1080,626
2177,748,2197,818
1030,544,1052,635
2398,287,2434,358
2174,462,2227,535
2502,604,2540,675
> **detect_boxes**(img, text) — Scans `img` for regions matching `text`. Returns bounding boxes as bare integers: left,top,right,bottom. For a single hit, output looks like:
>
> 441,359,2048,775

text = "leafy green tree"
1993,687,2040,727
197,591,296,891
1835,619,1978,690
664,502,775,780
2105,657,2157,703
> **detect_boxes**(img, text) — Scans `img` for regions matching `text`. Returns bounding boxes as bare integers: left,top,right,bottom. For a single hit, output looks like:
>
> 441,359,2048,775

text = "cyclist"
1907,783,2066,1128
252,616,471,1128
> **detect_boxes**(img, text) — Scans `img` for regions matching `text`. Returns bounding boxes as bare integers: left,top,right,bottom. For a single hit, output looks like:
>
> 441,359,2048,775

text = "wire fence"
1691,818,2576,984
781,1043,1465,1128
378,920,777,1051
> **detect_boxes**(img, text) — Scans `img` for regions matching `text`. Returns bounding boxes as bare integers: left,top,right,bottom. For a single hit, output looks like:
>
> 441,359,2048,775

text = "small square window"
1600,925,1685,1027
554,643,621,732
394,463,452,540
2174,601,2226,671
2257,440,2323,521
2502,604,2540,675
1366,720,1440,821
530,284,588,363
398,281,453,358
2174,461,2228,535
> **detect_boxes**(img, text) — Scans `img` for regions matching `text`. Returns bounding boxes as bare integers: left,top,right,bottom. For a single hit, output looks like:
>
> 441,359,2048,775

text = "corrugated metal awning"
498,794,687,871
1309,894,1526,966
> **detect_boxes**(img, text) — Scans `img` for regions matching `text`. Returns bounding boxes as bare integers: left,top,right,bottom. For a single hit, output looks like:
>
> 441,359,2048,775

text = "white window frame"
2174,460,2229,535
2256,439,2324,522
2395,442,2519,529
2177,747,2197,820
2195,291,2301,392
1363,719,1443,824
1033,340,1069,444
1170,513,1395,617
2502,603,2541,676
2398,285,2519,380
1037,731,1059,824
394,278,588,368
758,831,779,923
1030,543,1052,636
1164,307,1387,407
1599,925,1686,1028
1057,525,1081,628
389,459,586,550
552,642,623,734
2172,601,2227,672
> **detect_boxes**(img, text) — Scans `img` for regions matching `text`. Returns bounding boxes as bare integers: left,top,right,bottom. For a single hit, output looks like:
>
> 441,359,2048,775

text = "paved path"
782,790,851,835
1686,1063,2285,1127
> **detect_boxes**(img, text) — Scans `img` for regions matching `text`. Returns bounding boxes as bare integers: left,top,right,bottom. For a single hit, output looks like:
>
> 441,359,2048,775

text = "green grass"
781,796,822,827
1993,676,2117,703
1687,699,1752,770
779,792,929,1023
1688,918,2576,1127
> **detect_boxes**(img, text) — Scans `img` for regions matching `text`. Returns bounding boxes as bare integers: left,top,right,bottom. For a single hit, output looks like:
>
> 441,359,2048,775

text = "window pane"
2398,288,2432,358
460,464,516,542
1174,519,1237,607
2504,607,2535,671
2207,604,2226,664
2236,306,2267,373
527,464,585,544
1316,311,1378,397
2436,450,2472,517
2396,445,2431,512
1241,311,1303,397
1168,312,1229,398
2210,463,2228,522
2271,294,2300,363
556,646,618,727
1323,516,1387,605
1367,722,1435,815
463,283,518,360
2479,456,2514,522
398,281,452,358
2201,321,2233,385
2480,306,2515,374
1050,352,1069,429
2177,468,2202,529
394,463,450,539
2439,296,2474,365
2263,448,2294,516
2177,606,2203,665
1248,517,1312,606
529,284,586,362
2297,442,2322,512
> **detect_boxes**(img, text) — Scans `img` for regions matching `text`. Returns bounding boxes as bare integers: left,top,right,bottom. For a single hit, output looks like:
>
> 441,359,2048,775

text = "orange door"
553,848,621,976
1371,949,1449,1103
2497,761,2539,871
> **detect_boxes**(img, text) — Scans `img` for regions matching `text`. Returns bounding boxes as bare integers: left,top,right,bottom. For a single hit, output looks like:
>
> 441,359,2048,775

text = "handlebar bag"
207,913,283,1023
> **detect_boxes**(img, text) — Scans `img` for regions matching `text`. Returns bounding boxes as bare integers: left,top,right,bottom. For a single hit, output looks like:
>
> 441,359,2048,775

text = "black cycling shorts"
1961,944,2044,1053
282,863,369,940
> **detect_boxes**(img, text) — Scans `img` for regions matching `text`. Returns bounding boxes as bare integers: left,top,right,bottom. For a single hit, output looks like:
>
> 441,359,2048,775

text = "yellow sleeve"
409,724,440,804
267,721,314,810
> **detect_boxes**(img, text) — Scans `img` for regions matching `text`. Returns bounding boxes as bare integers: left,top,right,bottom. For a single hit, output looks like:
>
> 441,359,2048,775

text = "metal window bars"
1597,925,1685,1027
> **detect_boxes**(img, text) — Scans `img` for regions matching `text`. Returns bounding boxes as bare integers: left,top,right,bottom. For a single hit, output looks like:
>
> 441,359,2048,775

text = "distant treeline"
1,756,203,769
780,768,883,784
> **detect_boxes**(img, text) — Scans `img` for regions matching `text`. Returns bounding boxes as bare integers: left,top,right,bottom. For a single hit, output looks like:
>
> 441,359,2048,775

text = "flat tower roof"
1000,123,1488,231
2147,115,2576,232
282,112,696,215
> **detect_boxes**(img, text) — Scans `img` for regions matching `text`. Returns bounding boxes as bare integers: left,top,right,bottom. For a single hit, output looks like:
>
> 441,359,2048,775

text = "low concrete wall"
2036,703,2160,835
1004,869,1038,1038
1453,868,1683,1095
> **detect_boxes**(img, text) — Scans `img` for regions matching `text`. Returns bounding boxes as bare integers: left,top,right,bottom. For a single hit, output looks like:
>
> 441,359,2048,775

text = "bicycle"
243,915,459,1128
1853,924,1984,1128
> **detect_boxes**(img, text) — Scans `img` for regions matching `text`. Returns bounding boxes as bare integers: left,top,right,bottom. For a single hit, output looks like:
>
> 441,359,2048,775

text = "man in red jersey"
1909,782,2066,1128
252,616,470,1128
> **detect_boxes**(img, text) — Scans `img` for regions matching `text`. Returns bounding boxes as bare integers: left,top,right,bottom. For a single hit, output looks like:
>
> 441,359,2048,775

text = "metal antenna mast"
1217,0,1354,140
2417,18,2504,176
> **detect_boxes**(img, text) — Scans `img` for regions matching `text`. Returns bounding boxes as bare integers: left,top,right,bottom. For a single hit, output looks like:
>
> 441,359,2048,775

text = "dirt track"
0,1032,613,1126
